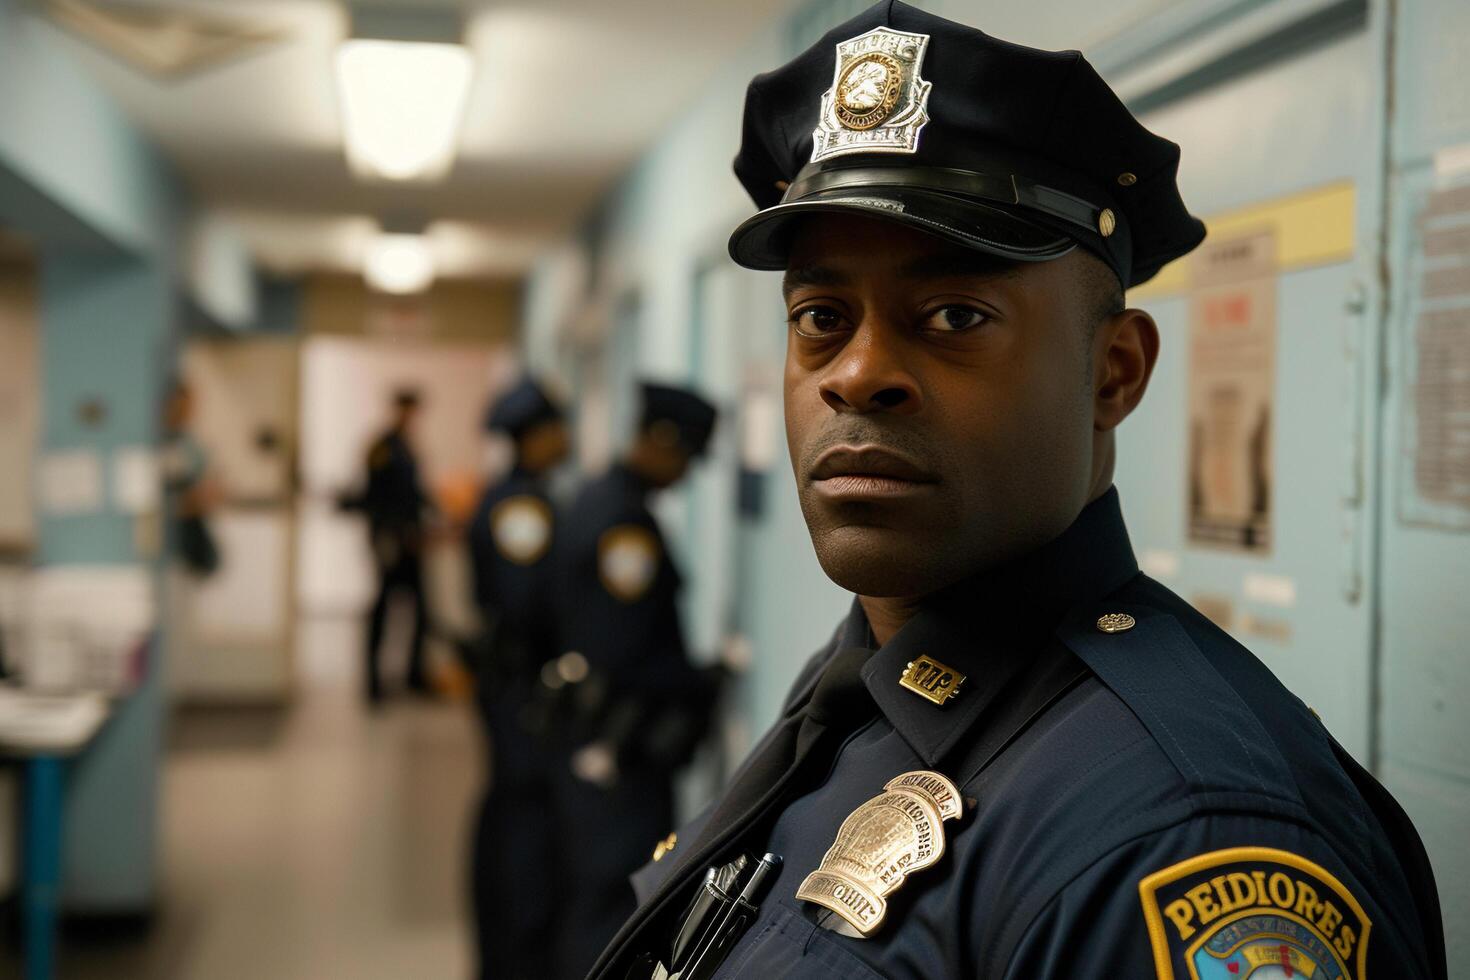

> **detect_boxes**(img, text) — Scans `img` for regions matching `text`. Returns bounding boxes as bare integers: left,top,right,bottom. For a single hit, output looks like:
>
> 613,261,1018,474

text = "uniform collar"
611,461,653,497
856,487,1139,767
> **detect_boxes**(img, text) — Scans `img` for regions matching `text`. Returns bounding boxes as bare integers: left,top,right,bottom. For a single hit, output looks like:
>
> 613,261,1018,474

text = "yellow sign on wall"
1130,180,1356,299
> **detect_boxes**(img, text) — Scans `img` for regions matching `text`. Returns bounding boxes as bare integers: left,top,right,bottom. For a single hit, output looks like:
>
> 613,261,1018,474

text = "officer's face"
521,420,570,473
782,214,1145,598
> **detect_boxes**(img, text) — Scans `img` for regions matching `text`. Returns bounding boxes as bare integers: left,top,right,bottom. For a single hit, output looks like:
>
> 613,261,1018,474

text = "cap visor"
728,187,1076,271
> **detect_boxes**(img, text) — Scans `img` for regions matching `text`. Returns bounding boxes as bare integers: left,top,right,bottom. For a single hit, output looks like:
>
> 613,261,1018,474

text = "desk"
0,689,109,980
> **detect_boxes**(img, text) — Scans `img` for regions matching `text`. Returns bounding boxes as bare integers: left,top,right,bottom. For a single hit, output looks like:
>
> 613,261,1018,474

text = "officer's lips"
809,446,938,501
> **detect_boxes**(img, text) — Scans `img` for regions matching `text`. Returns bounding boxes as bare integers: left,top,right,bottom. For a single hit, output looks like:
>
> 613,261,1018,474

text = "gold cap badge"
899,655,964,707
812,27,933,163
796,770,963,936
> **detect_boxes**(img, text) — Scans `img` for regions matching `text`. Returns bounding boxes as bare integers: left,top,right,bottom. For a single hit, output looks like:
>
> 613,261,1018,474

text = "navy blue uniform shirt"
550,463,726,978
362,428,429,535
599,489,1444,979
467,466,558,651
555,463,707,752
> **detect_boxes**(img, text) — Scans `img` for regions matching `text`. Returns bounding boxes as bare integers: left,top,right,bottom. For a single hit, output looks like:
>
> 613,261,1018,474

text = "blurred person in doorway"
345,388,435,706
464,376,569,980
546,381,727,978
162,378,222,577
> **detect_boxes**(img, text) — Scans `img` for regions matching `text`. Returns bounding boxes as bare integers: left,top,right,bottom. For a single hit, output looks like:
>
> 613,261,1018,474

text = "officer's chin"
807,522,962,599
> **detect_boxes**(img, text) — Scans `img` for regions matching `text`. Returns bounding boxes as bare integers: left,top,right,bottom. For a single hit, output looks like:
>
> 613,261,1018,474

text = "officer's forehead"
782,217,1024,294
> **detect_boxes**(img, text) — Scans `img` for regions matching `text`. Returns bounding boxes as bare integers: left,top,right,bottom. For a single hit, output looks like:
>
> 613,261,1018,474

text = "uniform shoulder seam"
1056,606,1302,805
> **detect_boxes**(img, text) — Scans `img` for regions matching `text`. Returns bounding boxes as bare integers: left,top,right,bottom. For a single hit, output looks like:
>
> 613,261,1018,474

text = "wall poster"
1406,178,1470,525
1186,229,1277,552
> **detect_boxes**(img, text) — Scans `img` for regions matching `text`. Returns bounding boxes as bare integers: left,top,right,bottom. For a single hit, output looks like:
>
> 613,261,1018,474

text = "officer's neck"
858,595,924,647
856,487,1135,649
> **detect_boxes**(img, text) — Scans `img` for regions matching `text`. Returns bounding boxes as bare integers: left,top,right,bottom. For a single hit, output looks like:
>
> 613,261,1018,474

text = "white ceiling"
48,0,799,278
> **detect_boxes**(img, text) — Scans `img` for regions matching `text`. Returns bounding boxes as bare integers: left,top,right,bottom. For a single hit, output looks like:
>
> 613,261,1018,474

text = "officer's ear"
1091,307,1159,432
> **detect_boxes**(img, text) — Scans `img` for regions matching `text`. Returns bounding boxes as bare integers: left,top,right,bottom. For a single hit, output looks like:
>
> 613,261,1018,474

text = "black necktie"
709,644,877,827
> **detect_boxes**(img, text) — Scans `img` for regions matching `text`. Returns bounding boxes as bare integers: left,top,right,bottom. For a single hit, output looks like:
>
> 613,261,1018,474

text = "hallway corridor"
46,616,480,980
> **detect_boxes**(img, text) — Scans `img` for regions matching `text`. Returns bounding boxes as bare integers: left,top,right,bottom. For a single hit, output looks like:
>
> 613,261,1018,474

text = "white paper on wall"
112,446,160,514
37,449,104,515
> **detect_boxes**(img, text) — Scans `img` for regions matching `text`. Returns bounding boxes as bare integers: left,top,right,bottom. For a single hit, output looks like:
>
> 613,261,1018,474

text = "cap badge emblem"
812,27,933,163
796,770,964,937
899,655,964,706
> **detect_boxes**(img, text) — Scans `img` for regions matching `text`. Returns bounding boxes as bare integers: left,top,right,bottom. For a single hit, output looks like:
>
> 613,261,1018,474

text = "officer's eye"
922,305,990,333
789,305,848,337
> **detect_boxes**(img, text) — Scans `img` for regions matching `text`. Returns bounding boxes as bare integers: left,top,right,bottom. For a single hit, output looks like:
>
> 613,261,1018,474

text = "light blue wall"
1118,18,1383,758
35,253,178,908
38,255,179,564
1378,0,1470,964
524,0,1467,968
0,0,200,911
0,0,179,257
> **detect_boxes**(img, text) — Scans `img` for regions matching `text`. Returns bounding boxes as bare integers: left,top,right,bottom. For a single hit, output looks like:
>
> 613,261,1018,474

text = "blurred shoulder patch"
1139,846,1370,980
598,524,660,602
490,495,552,565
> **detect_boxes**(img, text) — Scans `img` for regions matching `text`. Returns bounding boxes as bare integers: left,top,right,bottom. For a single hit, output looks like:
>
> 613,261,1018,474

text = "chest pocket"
713,903,885,980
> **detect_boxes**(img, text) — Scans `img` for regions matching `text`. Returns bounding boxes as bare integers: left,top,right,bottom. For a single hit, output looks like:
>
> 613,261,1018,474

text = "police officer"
549,381,724,979
465,376,570,979
161,378,221,576
358,388,434,705
590,4,1447,979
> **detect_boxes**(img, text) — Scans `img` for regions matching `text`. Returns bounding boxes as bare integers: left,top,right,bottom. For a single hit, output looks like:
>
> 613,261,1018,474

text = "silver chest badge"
811,27,933,163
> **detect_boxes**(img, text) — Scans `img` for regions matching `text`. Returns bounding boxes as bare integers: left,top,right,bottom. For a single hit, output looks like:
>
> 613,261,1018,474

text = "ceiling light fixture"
364,233,434,294
336,38,472,181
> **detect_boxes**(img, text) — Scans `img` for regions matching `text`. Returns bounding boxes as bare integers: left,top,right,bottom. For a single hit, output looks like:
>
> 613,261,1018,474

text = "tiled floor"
47,615,483,980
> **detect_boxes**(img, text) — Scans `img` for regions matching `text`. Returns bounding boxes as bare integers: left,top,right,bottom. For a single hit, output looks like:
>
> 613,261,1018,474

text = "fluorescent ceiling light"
336,39,472,181
364,233,434,294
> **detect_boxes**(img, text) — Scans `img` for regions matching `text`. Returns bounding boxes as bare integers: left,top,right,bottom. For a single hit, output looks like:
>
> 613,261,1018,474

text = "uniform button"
1096,612,1136,634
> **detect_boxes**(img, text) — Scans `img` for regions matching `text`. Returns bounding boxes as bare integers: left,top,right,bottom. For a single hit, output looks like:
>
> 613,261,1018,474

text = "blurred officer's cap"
485,376,563,439
640,382,717,457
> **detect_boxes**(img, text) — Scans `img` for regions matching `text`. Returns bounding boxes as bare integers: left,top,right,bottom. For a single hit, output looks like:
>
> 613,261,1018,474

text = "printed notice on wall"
1186,229,1277,552
1407,181,1470,525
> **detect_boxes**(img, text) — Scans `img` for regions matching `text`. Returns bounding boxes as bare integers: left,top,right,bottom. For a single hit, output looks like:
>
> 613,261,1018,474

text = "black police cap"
639,382,717,457
728,0,1205,288
485,376,562,440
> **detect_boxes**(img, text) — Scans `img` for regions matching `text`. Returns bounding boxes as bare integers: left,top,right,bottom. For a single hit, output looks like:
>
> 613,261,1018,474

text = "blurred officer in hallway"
548,382,725,979
352,388,434,706
465,376,569,980
589,3,1447,979
161,378,222,577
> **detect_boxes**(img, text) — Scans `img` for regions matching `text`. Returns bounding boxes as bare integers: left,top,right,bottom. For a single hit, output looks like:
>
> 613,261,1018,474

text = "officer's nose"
818,322,921,415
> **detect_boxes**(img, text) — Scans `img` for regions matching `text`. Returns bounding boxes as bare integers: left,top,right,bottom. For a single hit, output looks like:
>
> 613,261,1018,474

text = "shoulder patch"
597,524,660,602
1140,846,1371,980
490,495,552,565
